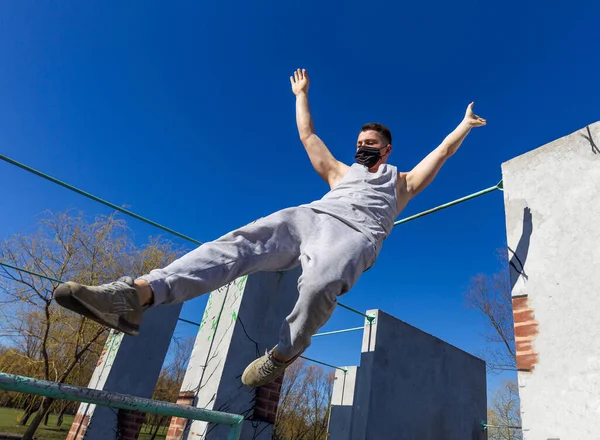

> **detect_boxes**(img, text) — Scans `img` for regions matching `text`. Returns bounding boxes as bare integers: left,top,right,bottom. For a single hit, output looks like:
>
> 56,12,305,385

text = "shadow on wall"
508,207,534,291
581,125,599,155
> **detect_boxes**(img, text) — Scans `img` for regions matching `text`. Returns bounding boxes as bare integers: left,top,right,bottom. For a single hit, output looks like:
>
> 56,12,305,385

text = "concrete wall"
328,366,359,440
166,268,301,440
350,310,487,440
502,121,600,439
67,304,182,440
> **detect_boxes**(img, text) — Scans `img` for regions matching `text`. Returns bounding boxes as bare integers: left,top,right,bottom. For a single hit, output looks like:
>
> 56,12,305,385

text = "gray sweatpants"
140,206,378,359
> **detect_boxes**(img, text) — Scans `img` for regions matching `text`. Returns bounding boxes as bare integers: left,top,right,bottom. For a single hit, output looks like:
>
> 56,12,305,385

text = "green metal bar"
177,317,201,327
0,373,243,437
228,421,243,440
480,420,522,431
313,326,364,337
0,153,202,245
393,181,503,227
0,261,63,284
299,356,347,372
336,302,374,322
0,262,200,327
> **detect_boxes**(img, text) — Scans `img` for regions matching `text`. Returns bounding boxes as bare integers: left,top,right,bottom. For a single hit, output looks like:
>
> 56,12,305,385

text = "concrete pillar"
166,267,301,440
327,366,359,440
350,310,487,440
66,304,182,440
502,121,600,439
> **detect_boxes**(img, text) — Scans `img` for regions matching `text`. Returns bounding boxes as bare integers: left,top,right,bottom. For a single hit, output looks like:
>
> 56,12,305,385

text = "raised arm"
291,69,348,188
404,103,486,197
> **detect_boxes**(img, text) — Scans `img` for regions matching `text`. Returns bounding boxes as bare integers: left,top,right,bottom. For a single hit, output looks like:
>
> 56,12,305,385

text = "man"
54,68,486,387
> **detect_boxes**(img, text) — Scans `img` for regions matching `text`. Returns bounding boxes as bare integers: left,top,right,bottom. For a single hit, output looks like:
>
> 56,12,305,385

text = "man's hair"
360,122,392,145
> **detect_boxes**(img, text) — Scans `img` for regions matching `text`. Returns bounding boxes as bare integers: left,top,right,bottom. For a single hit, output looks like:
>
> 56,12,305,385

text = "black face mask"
355,146,387,168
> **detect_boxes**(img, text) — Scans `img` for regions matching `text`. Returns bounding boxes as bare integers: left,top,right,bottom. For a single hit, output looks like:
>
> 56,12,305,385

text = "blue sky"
1,1,599,396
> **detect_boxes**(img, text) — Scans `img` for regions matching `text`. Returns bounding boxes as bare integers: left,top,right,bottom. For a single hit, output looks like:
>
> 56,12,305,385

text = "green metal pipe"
393,181,503,227
313,326,364,337
336,302,374,322
480,420,522,431
177,317,201,327
0,261,63,284
0,153,202,245
0,373,243,436
228,421,244,440
299,356,347,372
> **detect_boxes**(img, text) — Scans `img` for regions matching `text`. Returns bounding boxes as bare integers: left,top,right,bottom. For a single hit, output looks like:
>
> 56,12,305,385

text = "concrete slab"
502,121,600,439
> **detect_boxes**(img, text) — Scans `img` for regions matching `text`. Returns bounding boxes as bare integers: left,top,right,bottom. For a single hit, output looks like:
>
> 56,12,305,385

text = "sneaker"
241,347,299,387
53,276,143,336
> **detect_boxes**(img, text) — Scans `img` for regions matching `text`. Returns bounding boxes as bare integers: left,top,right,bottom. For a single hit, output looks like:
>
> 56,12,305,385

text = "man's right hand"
290,68,309,96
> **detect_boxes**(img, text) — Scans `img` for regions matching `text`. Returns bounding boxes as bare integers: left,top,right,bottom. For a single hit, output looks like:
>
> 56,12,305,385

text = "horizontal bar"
481,420,522,430
313,326,364,337
0,373,243,428
299,356,347,372
177,317,201,327
0,261,63,284
0,262,200,328
336,302,374,321
394,181,503,227
0,154,202,245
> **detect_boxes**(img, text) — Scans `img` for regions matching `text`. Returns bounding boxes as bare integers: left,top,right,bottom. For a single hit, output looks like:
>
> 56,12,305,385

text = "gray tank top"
302,163,399,248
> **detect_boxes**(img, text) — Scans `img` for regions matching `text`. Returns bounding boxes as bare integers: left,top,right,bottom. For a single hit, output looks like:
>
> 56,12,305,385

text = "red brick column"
66,412,91,440
164,376,283,440
117,410,147,440
253,374,283,424
166,391,196,440
65,344,109,440
65,409,147,440
513,296,540,372
65,344,110,440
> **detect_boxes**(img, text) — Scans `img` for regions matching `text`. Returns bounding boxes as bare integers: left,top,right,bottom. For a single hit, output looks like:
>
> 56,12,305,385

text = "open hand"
464,103,486,127
290,68,309,96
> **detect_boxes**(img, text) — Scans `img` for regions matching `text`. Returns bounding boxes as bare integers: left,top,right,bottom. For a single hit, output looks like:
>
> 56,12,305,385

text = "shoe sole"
54,283,140,337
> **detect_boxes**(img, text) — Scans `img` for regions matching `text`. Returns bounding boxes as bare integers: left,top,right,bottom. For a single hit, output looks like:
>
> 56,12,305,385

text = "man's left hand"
464,102,486,127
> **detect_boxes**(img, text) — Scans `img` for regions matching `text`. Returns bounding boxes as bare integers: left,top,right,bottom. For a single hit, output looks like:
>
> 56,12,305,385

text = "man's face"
356,130,387,149
356,130,392,169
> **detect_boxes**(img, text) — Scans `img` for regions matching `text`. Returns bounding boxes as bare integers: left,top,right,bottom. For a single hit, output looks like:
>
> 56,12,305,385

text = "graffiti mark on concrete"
581,126,599,155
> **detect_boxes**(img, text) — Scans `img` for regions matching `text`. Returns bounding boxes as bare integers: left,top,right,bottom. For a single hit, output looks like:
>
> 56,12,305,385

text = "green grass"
139,425,168,440
0,407,74,440
0,407,166,440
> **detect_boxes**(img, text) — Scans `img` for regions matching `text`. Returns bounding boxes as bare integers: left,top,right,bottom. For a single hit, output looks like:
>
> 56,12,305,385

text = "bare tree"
464,249,517,372
274,359,334,440
0,210,183,440
464,249,523,439
486,380,522,440
147,336,195,439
